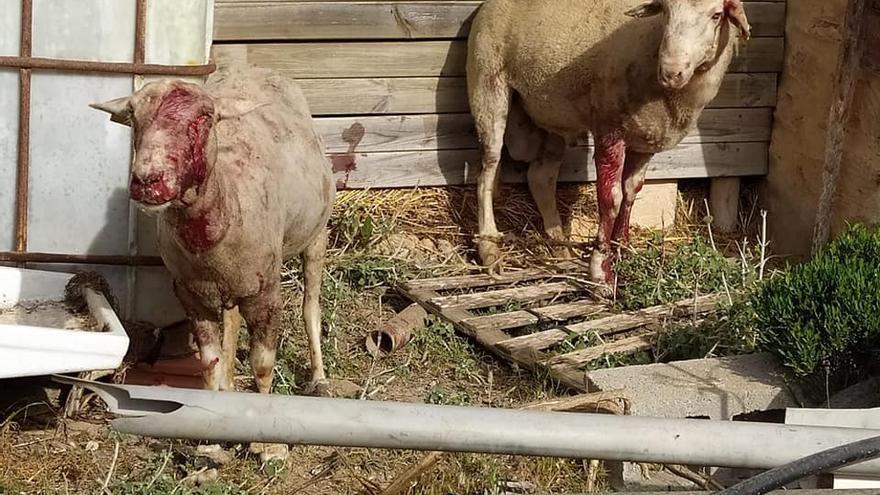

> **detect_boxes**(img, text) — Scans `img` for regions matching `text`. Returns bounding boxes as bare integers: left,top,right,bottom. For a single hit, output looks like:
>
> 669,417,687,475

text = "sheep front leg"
302,229,329,396
611,151,653,244
590,133,626,288
240,287,282,395
173,282,227,390
191,318,224,390
241,281,290,463
221,307,241,391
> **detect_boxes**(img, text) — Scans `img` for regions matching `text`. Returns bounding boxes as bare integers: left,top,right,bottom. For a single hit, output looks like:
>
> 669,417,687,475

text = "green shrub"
753,224,880,389
659,298,759,361
615,235,748,311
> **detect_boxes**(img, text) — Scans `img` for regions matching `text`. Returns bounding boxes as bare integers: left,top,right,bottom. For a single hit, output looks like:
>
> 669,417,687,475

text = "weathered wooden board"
315,108,772,153
299,73,778,115
545,334,656,369
461,300,605,333
214,1,786,41
496,295,721,355
331,142,768,189
428,281,580,310
212,37,783,78
403,261,588,291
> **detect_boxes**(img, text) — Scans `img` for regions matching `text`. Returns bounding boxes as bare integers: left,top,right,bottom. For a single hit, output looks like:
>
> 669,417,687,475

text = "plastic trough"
0,266,129,379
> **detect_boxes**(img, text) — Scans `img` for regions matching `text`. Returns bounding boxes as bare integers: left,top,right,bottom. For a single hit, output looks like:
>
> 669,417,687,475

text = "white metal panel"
0,0,22,56
0,1,22,251
28,72,133,255
32,0,135,62
146,0,210,65
0,71,19,252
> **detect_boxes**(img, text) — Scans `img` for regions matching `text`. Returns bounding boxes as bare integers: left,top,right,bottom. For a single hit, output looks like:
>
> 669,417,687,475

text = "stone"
587,353,799,491
196,444,234,466
249,442,290,463
585,352,798,420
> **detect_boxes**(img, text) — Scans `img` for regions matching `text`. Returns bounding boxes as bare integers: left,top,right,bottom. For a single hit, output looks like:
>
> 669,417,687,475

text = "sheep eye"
712,12,723,21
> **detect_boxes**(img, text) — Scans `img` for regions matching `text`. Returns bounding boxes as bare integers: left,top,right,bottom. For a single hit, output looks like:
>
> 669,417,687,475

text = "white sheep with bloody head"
92,66,335,397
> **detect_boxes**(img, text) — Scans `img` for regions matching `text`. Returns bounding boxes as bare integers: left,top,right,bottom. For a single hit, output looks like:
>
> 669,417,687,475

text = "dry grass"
1,179,750,495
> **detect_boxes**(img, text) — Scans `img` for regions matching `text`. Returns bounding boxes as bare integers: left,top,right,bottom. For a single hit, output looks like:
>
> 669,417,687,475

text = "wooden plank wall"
213,0,785,189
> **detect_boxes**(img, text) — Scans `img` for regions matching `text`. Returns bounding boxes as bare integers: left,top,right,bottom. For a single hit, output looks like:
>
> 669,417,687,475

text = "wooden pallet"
398,261,723,392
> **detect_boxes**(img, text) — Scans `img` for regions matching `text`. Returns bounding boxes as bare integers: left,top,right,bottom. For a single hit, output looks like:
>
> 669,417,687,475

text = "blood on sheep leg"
590,133,625,287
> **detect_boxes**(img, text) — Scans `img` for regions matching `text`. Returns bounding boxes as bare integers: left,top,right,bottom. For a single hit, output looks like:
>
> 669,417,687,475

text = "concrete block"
585,353,798,420
631,180,677,231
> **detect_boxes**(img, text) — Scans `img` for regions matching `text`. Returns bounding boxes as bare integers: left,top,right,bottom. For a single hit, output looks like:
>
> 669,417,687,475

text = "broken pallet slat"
496,295,721,354
402,260,587,291
399,287,511,347
461,299,606,333
461,310,539,332
532,300,605,321
544,333,656,369
427,281,581,310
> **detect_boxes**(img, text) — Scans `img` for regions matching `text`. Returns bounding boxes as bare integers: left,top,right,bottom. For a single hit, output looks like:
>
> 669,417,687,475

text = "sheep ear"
214,98,266,121
625,0,662,18
725,0,751,40
89,96,133,126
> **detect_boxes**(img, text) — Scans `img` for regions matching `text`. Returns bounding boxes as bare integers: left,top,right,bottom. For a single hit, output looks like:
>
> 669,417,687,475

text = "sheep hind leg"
612,151,653,245
301,229,329,397
590,133,626,294
470,73,511,273
526,133,571,259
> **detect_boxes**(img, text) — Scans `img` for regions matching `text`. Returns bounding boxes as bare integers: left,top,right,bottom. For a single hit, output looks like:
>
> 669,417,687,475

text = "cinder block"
631,180,678,230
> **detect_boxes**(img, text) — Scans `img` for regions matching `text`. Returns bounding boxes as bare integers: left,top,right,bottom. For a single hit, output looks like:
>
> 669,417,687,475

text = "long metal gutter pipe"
54,376,880,477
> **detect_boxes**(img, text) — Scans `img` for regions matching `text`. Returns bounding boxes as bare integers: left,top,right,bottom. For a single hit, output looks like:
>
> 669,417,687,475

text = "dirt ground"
0,180,756,495
0,282,600,495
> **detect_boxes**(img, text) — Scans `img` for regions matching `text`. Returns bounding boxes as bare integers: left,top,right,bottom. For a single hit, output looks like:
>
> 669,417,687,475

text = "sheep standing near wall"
467,0,750,291
91,66,335,398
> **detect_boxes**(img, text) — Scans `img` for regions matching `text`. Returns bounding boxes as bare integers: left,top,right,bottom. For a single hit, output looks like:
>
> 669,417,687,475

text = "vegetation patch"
753,224,880,393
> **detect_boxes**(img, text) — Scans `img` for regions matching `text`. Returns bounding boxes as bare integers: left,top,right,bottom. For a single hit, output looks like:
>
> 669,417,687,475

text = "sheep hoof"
303,378,331,397
249,442,289,463
591,283,614,302
552,246,575,260
477,238,503,274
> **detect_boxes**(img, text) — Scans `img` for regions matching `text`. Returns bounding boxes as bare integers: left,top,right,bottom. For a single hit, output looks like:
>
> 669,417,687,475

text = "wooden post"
811,0,868,255
709,177,741,233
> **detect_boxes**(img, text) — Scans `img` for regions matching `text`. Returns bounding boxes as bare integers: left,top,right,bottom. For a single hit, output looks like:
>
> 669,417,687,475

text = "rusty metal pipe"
0,57,216,76
14,0,33,253
0,252,164,266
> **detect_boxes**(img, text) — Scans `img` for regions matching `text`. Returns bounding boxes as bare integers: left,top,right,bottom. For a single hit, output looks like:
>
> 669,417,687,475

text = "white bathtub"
0,266,129,379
